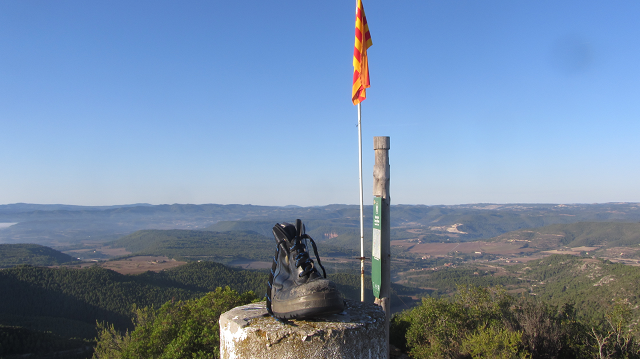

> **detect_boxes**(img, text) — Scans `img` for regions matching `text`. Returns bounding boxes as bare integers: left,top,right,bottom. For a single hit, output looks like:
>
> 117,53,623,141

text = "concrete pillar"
219,300,387,359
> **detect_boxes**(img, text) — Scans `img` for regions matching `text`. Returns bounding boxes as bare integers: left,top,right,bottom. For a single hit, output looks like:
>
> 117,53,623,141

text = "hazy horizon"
2,201,639,208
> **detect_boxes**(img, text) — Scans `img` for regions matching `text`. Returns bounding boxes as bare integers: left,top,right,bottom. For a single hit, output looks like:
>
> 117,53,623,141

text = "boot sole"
271,292,344,319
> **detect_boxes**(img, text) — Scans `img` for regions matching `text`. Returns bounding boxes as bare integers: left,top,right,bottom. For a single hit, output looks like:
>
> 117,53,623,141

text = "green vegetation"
93,287,257,359
0,243,78,268
107,228,360,268
507,255,640,323
108,230,274,263
392,285,640,359
135,261,268,295
205,220,276,237
5,251,640,358
401,254,640,319
91,281,640,358
404,267,523,294
327,272,422,310
490,222,640,250
0,262,270,357
6,203,640,357
0,265,196,336
0,325,92,358
205,218,371,253
544,221,640,247
0,260,384,358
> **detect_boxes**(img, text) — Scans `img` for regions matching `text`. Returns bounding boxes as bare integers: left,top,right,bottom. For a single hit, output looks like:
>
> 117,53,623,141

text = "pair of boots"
266,219,344,319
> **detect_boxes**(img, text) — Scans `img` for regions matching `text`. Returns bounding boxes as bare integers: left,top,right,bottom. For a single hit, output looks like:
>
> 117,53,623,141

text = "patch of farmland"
100,256,187,275
392,240,532,256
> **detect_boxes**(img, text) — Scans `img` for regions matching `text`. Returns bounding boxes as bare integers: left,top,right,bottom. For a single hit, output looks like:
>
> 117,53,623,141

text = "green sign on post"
372,196,382,298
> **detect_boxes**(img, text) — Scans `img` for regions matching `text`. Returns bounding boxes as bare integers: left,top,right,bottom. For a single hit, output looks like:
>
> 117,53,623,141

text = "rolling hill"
4,202,640,248
0,243,78,268
487,221,640,260
106,228,360,268
0,260,415,357
108,229,274,263
509,254,640,322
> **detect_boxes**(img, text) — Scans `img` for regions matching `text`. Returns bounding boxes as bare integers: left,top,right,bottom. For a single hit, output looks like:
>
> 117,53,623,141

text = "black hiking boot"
266,219,345,319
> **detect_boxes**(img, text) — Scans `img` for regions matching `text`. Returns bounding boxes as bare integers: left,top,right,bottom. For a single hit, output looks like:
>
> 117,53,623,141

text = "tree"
590,300,640,359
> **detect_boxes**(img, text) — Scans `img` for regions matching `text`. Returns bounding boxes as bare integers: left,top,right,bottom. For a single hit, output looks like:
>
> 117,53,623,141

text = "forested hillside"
0,261,385,358
0,243,78,268
491,221,640,249
106,229,359,266
0,262,269,357
403,266,524,295
108,229,273,263
401,254,640,322
0,265,196,336
205,218,373,251
89,259,640,359
388,256,640,359
0,325,91,358
4,253,640,358
205,220,276,237
508,255,640,321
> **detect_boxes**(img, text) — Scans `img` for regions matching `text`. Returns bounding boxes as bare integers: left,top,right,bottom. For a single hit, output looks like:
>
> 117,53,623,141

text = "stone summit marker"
219,300,387,359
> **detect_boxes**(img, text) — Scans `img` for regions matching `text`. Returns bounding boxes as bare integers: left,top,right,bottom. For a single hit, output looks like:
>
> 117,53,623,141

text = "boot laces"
291,234,326,279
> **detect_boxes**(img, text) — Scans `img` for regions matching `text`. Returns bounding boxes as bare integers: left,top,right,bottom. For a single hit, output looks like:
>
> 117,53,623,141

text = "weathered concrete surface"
219,300,387,359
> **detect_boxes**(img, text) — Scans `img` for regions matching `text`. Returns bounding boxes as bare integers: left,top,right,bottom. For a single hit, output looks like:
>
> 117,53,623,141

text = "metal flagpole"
358,103,365,302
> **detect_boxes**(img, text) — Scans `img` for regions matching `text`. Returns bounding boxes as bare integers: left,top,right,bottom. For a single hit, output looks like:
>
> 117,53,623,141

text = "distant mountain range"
2,202,640,249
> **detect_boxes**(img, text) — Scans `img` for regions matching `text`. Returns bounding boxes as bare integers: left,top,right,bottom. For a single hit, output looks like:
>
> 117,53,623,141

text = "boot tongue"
279,222,297,240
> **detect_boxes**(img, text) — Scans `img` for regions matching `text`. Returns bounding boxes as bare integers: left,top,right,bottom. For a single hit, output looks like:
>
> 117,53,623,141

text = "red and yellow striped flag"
352,0,372,105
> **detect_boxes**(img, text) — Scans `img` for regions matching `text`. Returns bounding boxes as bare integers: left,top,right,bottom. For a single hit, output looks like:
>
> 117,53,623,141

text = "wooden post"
372,136,390,358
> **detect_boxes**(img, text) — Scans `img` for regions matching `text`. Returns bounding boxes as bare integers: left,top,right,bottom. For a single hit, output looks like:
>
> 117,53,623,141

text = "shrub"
93,287,257,359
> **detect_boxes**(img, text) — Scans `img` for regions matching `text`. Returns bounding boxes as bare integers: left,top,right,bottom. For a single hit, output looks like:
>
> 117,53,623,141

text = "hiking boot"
266,219,345,319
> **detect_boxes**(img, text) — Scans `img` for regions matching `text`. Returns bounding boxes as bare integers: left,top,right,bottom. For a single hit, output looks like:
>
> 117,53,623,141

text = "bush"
461,325,528,359
93,287,257,359
399,286,516,359
393,286,596,359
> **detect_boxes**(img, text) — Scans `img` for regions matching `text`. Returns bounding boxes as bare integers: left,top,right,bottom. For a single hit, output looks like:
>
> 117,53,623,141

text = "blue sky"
1,0,639,206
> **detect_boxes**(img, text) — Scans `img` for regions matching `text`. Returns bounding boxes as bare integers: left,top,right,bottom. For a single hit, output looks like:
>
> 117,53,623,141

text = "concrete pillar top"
219,300,387,359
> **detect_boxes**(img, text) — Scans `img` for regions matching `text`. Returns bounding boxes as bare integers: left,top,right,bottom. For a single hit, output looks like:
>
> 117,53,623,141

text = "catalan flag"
352,0,372,105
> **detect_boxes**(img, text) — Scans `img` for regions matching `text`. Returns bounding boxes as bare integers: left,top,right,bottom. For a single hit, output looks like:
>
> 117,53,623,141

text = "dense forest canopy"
0,243,78,268
2,251,640,358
